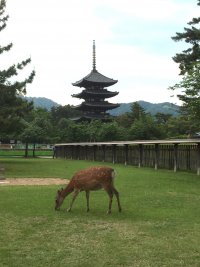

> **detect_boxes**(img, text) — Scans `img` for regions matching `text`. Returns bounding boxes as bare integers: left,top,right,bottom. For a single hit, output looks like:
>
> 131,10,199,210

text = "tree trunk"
25,142,28,158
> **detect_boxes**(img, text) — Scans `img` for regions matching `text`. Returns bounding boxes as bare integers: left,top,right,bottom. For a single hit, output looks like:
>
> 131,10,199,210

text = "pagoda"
71,41,119,122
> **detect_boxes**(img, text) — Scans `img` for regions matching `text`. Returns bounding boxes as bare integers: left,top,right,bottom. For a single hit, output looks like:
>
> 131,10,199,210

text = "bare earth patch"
0,178,68,186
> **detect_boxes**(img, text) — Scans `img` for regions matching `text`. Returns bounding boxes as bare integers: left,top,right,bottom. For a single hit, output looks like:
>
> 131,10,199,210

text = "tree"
172,0,200,75
165,116,193,138
130,102,146,121
170,1,200,125
97,121,125,141
86,120,102,142
155,113,172,125
128,115,165,140
50,105,81,125
170,63,200,122
115,113,132,128
115,102,147,129
20,108,53,156
0,0,35,140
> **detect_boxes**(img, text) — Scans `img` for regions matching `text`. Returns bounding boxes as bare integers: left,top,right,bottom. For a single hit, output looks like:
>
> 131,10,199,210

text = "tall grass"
1,158,200,266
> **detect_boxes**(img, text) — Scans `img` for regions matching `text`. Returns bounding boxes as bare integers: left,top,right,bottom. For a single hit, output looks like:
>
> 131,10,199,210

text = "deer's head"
55,188,64,210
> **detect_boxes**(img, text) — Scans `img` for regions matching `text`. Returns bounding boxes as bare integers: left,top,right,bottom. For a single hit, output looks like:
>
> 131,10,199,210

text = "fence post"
93,145,96,161
77,145,80,160
124,144,128,165
174,143,178,172
197,143,200,176
138,144,143,168
112,145,116,164
102,145,106,162
84,145,88,160
71,146,74,159
154,144,159,170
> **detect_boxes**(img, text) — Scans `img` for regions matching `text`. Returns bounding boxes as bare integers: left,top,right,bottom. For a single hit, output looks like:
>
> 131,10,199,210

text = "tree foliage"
130,102,146,121
172,0,200,75
170,63,200,122
1,98,193,144
0,0,35,139
170,0,200,128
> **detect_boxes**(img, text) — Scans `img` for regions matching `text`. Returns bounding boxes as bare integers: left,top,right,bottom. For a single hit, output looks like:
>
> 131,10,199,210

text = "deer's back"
71,166,115,191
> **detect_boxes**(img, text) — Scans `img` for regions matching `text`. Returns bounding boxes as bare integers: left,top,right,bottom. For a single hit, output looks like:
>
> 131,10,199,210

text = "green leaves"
170,63,200,122
170,1,200,127
0,0,8,32
0,43,12,54
171,1,200,75
0,0,35,138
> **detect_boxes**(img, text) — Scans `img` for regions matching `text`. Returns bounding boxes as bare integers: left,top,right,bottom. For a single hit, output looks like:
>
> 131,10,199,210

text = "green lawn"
0,149,53,157
0,158,200,266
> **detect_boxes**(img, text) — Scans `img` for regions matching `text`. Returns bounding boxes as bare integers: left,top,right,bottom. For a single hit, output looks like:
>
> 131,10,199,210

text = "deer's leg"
85,190,90,212
67,189,79,212
112,187,122,212
104,188,113,214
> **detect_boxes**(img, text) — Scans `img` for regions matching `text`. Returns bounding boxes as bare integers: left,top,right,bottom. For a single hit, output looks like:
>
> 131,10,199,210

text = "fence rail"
55,139,200,175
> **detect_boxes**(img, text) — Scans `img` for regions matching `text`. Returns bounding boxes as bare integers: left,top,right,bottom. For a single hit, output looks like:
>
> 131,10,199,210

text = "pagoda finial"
93,40,96,71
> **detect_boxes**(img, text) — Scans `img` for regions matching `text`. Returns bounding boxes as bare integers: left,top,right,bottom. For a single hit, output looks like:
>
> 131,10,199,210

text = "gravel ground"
0,178,68,186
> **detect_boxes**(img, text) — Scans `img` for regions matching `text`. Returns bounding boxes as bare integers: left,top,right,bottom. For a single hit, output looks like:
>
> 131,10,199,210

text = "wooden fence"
55,139,200,175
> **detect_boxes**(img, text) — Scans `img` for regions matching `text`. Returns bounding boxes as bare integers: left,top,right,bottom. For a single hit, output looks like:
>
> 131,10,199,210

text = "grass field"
1,158,200,266
0,149,53,158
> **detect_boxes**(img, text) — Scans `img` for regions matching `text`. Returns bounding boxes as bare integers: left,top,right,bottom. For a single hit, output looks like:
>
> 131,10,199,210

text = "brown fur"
55,166,122,214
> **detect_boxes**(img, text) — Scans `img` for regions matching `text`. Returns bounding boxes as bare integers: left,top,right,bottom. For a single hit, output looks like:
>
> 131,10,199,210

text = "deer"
55,166,122,214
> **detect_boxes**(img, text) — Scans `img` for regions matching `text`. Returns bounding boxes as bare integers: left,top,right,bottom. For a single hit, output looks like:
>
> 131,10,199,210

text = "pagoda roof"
71,114,112,122
72,89,119,99
75,101,120,111
72,69,118,88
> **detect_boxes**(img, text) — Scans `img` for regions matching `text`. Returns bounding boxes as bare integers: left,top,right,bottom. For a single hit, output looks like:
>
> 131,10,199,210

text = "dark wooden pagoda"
71,41,119,122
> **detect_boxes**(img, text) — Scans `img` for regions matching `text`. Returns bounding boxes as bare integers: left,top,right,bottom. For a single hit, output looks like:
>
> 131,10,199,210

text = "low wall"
55,139,200,175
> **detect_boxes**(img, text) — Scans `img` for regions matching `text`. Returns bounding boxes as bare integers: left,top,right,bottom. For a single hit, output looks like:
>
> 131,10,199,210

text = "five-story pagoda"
72,41,119,121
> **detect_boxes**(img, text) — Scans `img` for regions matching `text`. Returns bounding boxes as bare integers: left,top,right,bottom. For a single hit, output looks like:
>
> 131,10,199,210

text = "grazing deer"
55,166,122,214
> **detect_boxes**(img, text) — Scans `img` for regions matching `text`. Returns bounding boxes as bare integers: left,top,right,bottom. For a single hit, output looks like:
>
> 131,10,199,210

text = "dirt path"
0,178,68,186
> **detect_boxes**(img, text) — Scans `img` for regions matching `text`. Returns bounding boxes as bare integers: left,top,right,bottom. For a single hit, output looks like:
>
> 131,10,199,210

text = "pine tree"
0,0,35,140
170,0,200,128
172,0,200,75
130,102,146,121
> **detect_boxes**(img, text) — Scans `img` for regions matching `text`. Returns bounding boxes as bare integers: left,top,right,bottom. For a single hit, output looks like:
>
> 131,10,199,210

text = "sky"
1,0,199,106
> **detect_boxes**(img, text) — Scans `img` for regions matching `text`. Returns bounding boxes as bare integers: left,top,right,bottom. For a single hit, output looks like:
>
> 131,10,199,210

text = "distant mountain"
109,101,180,116
24,97,60,110
23,97,180,116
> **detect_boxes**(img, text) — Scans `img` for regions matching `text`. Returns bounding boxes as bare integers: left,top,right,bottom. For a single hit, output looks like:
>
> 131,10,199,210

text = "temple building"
71,41,119,122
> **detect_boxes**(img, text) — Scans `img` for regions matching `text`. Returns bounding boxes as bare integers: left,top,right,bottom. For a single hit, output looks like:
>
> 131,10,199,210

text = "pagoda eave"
72,70,118,88
75,102,120,111
71,114,112,122
72,80,117,88
72,90,119,99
